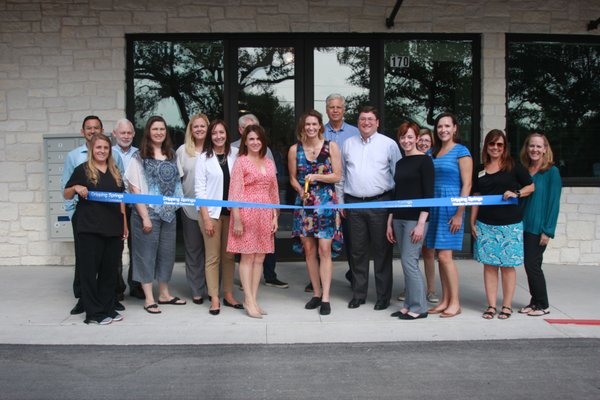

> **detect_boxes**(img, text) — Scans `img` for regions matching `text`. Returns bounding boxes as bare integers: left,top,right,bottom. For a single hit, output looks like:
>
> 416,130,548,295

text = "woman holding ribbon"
125,116,185,314
227,124,279,319
288,110,342,316
64,133,128,325
518,133,562,317
386,121,434,320
422,112,472,318
195,120,242,315
470,129,534,320
176,113,209,305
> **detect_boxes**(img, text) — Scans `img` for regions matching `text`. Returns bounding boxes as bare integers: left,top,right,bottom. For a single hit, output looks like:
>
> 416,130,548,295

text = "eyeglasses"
358,117,377,122
487,142,505,148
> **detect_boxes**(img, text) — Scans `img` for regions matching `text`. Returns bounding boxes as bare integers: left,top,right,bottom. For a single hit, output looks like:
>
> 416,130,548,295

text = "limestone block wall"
0,0,598,266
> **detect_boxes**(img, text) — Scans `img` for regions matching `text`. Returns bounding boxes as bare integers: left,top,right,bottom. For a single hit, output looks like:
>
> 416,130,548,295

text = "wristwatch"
514,190,521,198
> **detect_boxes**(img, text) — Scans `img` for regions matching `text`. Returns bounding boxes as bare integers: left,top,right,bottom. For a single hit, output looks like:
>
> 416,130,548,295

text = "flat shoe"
440,308,462,318
319,302,331,315
158,296,186,305
428,307,445,315
223,299,244,309
144,303,161,314
305,296,322,310
390,311,407,317
192,297,204,305
398,312,428,320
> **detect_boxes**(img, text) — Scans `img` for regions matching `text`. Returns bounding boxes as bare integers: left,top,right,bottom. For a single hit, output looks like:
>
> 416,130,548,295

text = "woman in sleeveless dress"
288,110,342,316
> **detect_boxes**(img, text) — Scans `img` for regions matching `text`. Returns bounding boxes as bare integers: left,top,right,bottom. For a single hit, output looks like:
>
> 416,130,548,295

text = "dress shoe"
70,300,84,315
348,298,365,309
114,301,125,311
398,312,428,320
305,296,322,310
319,302,331,315
374,300,390,311
223,299,244,309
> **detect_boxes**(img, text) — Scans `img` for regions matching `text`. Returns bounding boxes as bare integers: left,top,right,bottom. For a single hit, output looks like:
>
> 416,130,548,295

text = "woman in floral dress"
288,110,342,316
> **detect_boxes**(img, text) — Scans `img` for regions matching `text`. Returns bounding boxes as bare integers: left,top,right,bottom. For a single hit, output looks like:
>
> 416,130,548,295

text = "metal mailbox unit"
44,134,86,241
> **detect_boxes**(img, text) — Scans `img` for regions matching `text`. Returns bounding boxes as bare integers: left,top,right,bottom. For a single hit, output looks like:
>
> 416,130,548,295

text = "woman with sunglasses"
470,129,534,320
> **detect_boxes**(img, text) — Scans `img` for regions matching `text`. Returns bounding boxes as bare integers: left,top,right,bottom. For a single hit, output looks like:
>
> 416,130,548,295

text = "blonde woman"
64,133,128,325
518,133,562,316
176,114,209,305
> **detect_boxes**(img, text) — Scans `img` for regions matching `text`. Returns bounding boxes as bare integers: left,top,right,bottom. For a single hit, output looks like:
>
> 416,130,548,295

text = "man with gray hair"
232,113,288,289
112,118,144,300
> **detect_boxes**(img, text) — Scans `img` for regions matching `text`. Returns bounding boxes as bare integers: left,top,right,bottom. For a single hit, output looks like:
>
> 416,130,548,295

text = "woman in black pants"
64,133,128,325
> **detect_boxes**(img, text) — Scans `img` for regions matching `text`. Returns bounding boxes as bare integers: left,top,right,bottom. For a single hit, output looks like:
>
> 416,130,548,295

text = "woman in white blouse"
195,120,242,315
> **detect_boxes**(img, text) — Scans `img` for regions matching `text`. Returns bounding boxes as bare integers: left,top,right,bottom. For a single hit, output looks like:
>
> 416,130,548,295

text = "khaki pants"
201,214,235,298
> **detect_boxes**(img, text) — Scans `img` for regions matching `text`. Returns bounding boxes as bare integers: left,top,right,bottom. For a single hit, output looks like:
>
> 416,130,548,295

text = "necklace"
216,153,227,166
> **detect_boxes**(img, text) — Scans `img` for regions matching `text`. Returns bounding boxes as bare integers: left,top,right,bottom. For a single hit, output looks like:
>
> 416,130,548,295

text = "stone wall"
0,0,599,266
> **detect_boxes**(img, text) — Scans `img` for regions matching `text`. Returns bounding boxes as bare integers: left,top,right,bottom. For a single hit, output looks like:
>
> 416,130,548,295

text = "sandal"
519,305,533,314
498,306,513,320
528,307,550,316
144,303,162,314
482,305,497,319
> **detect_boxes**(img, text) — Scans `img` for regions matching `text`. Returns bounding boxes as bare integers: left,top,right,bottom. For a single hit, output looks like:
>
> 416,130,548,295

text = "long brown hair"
482,129,513,172
85,133,122,187
139,116,174,160
296,110,325,141
520,132,555,172
431,112,460,158
203,119,231,158
239,124,268,158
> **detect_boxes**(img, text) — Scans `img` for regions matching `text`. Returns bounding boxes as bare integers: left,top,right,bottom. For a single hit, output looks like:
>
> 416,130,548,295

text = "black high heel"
209,299,220,315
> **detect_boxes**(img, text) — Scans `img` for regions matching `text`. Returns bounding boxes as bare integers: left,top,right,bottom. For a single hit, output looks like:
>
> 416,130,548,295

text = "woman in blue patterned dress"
125,116,185,314
423,112,472,318
470,129,534,320
288,110,342,315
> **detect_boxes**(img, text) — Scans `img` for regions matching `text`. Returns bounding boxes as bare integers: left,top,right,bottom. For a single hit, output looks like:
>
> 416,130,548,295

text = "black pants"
523,232,549,309
345,195,393,302
71,211,81,299
78,233,120,321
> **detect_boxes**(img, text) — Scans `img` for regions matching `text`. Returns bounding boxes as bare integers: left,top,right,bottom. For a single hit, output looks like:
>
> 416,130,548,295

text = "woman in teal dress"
288,110,342,316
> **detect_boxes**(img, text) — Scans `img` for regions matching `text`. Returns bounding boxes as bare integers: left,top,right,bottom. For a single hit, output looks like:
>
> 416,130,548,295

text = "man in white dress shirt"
339,106,401,310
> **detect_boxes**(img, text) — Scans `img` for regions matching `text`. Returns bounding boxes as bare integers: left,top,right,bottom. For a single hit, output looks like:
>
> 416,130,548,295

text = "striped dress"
424,143,471,250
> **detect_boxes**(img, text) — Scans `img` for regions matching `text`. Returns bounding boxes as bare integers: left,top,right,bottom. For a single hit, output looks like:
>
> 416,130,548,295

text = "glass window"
313,46,370,124
383,40,474,147
507,37,600,180
132,40,224,145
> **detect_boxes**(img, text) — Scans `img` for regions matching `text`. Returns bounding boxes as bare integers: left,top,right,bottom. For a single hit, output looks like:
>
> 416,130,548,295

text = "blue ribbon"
88,191,517,209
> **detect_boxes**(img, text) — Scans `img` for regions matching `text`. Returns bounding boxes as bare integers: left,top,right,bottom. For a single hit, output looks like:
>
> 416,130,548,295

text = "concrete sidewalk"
1,260,599,345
